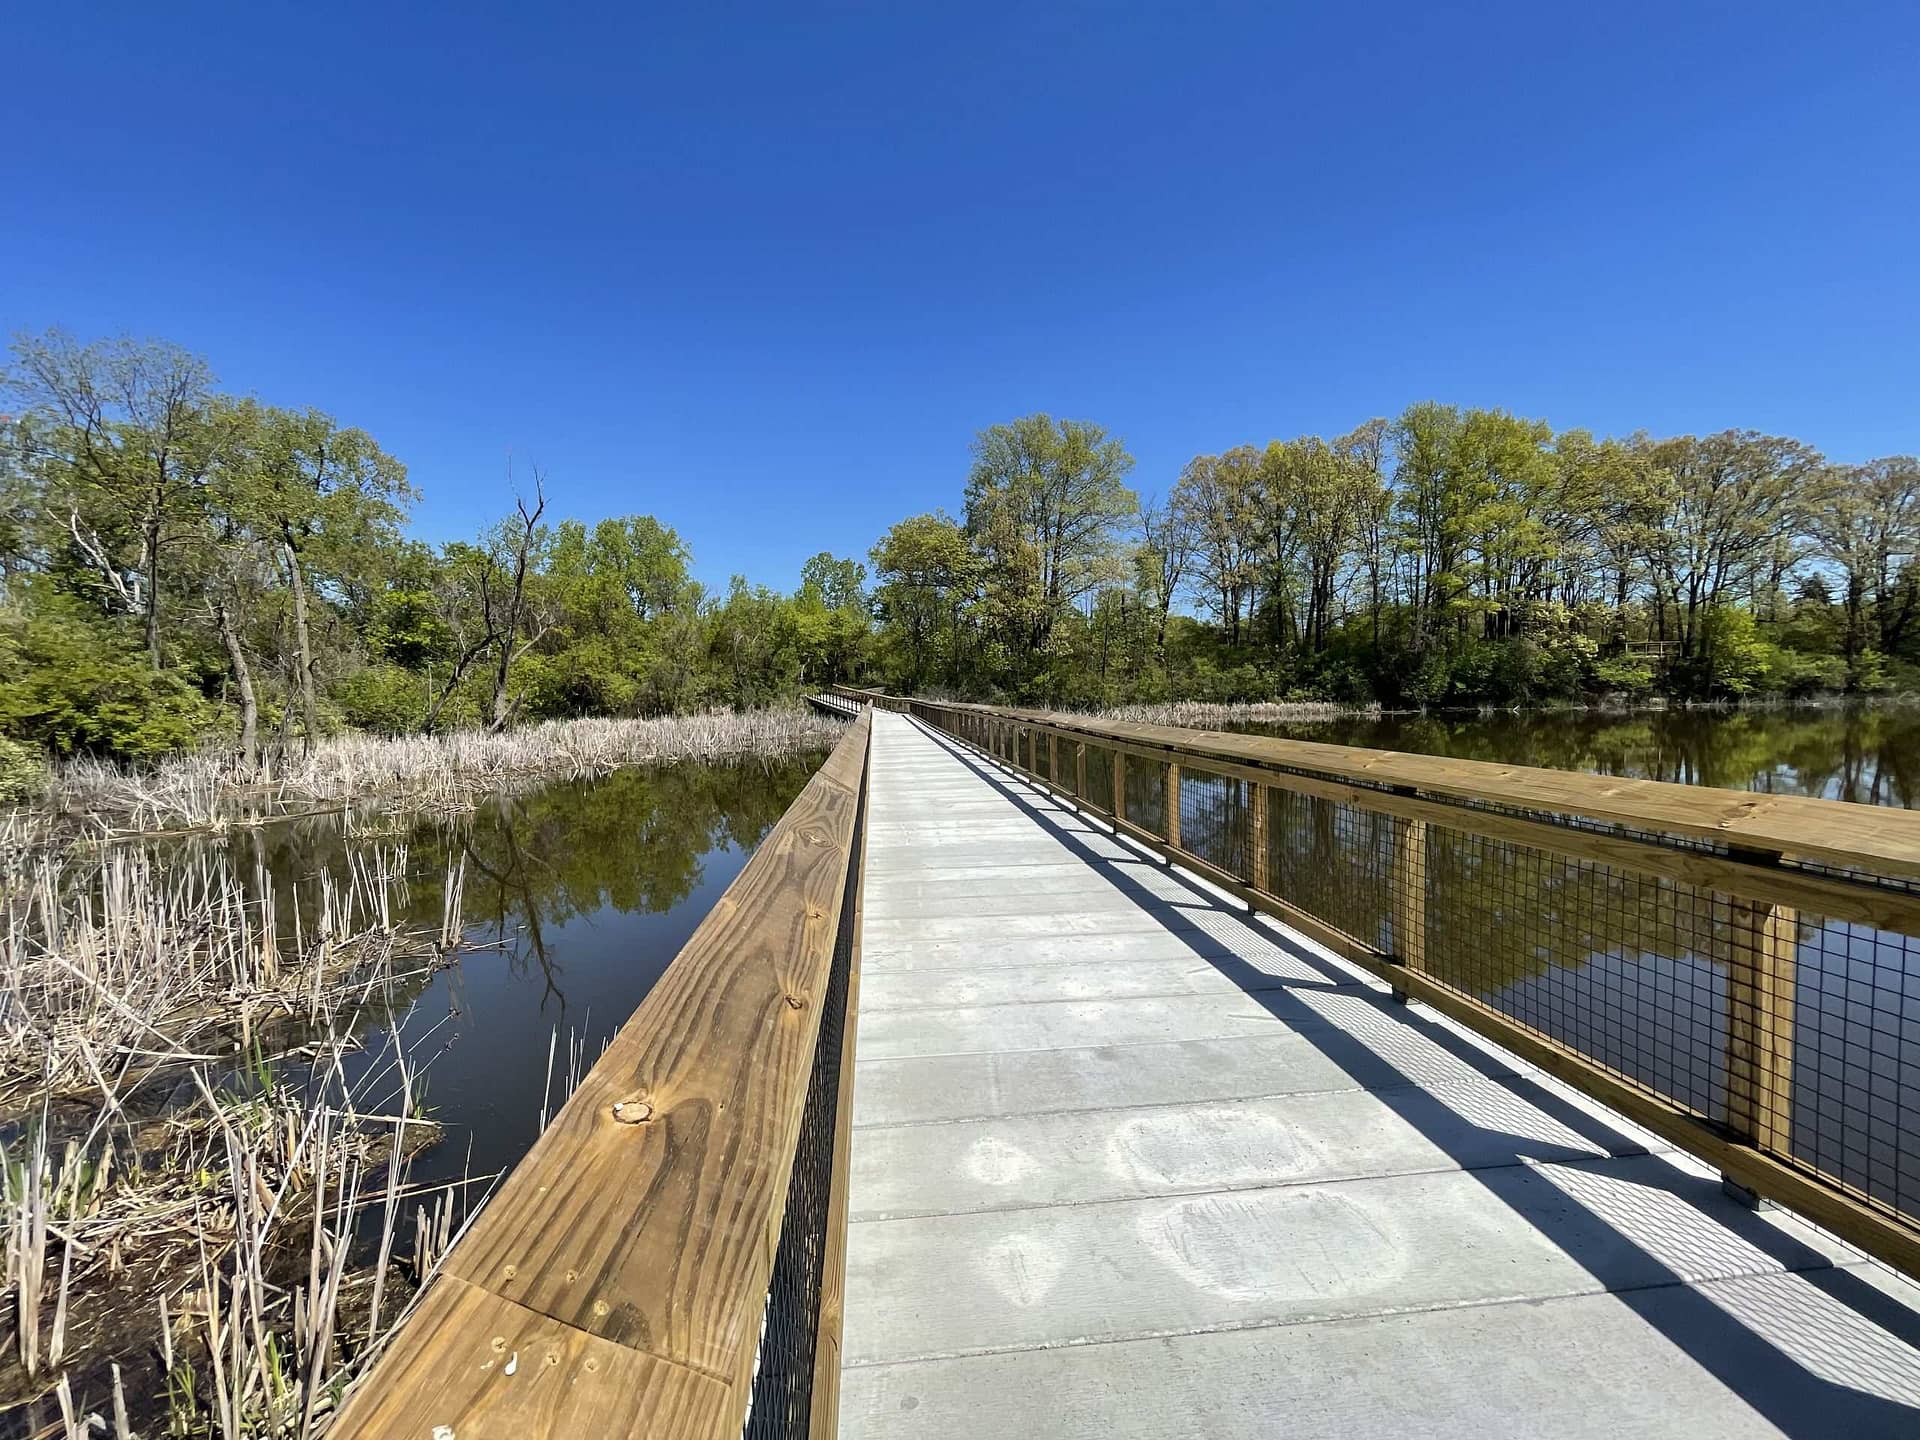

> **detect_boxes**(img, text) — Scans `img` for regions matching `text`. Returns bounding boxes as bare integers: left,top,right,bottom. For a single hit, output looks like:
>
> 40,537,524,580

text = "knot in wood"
611,1098,654,1124
786,993,807,1011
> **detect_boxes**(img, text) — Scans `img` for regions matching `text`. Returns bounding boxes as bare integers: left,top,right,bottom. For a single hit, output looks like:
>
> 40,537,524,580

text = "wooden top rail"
334,710,872,1440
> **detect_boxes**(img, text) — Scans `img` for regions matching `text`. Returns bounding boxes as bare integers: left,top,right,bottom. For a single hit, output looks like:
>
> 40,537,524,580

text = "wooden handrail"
839,687,1920,1281
333,710,871,1440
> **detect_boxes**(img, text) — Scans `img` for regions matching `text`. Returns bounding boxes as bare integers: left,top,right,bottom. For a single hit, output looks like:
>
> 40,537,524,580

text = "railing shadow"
902,715,1920,1435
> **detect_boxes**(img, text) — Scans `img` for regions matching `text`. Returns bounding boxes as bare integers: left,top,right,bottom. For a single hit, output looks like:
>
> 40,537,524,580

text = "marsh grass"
1096,698,1378,728
0,842,455,1108
47,707,842,836
0,830,480,1435
2,1027,476,1438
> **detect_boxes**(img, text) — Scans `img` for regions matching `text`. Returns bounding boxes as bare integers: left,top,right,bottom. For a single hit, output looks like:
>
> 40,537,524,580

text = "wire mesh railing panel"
1176,767,1249,880
1032,731,1052,784
1124,758,1167,836
1790,917,1920,1221
1266,789,1397,954
1086,745,1115,816
1418,825,1729,1122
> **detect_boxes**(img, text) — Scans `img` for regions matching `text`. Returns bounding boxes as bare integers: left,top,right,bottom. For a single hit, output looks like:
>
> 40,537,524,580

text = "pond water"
1228,701,1920,806
244,752,827,1196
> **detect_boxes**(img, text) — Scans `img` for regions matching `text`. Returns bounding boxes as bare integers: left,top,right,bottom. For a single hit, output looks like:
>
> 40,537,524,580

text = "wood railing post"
1249,782,1269,905
1165,762,1182,859
1048,732,1059,788
1725,848,1798,1205
1391,812,1427,1004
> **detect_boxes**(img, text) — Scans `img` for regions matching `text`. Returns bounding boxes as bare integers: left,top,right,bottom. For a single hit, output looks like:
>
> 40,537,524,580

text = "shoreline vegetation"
1,829,479,1435
30,706,843,837
0,706,835,1434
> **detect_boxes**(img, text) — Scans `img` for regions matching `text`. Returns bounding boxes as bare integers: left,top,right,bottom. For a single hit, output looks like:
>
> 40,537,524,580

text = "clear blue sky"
5,3,1916,591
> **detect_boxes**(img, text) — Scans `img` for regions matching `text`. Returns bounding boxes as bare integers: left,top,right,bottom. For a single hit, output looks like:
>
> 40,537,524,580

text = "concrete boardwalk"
839,711,1920,1438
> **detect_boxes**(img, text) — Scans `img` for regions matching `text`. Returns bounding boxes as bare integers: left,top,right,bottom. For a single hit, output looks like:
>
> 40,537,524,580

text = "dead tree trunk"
281,525,321,751
488,482,547,734
213,595,260,769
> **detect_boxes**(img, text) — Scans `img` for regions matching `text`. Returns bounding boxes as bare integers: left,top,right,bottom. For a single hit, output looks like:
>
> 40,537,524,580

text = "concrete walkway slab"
848,1075,1652,1220
849,1030,1521,1128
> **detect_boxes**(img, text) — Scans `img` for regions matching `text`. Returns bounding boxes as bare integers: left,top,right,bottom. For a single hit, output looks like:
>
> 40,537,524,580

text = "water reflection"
237,754,824,1191
1237,702,1920,808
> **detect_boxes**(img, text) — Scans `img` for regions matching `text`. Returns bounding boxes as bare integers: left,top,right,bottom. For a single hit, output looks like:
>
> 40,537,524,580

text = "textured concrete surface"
840,710,1920,1438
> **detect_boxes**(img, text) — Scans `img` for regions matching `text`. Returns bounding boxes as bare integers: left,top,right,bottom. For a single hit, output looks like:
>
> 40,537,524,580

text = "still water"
1229,701,1920,807
251,753,827,1196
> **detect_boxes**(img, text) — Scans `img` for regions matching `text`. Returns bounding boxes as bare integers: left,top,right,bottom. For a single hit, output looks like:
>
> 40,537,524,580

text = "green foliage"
1849,649,1892,694
1591,655,1657,697
0,734,49,805
0,595,218,760
6,327,1917,759
1694,608,1772,696
332,663,430,735
366,589,451,667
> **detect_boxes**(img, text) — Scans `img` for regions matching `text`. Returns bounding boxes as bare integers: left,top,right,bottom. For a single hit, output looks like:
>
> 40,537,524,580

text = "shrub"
1590,655,1656,697
0,597,219,762
1849,649,1893,694
0,734,49,805
331,664,429,736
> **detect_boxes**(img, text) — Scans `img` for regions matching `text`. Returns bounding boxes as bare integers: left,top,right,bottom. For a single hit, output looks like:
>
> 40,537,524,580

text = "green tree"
1637,431,1820,662
870,513,978,692
964,415,1136,693
1809,456,1920,668
3,330,222,667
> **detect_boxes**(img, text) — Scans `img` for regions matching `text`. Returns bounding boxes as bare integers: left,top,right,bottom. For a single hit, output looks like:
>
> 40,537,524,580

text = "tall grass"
0,830,476,1433
48,707,842,834
2,1027,474,1437
1096,698,1378,728
0,843,449,1106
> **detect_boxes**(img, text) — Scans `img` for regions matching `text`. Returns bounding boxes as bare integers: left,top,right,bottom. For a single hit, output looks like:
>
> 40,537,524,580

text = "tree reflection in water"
233,752,827,1190
446,755,818,1011
1239,702,1920,807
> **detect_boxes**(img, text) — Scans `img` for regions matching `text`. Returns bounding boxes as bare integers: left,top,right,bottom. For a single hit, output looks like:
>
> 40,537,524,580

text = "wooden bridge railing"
333,710,871,1440
833,686,1920,1280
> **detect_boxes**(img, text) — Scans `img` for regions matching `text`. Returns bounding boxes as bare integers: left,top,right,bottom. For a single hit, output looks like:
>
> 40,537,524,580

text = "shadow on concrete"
906,716,1920,1436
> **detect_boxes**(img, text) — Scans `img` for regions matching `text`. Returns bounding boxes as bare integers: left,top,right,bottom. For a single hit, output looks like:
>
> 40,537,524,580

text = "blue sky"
5,3,1917,591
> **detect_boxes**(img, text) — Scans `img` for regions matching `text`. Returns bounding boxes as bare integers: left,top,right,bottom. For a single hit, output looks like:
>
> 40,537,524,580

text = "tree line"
867,408,1920,708
4,327,1916,772
0,331,869,766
